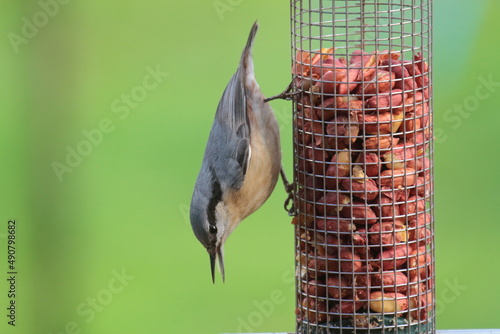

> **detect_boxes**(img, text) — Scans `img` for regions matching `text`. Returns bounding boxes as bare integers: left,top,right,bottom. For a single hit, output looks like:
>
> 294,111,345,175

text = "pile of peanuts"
293,48,433,326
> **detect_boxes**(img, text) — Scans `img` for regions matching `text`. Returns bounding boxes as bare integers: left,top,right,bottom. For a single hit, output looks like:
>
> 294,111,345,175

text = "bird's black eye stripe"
207,167,222,227
209,225,218,234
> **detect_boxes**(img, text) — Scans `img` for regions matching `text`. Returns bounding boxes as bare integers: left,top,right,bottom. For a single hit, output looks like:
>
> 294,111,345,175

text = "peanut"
307,256,339,278
353,269,371,300
358,110,403,135
337,68,361,94
366,89,407,110
364,135,399,151
340,199,378,224
326,113,360,147
305,147,329,174
374,194,401,221
351,232,370,259
371,271,409,293
296,120,312,145
327,275,352,299
408,246,432,280
340,176,379,201
355,70,396,95
381,58,416,92
329,301,364,319
400,195,426,217
301,297,328,323
292,48,433,323
315,96,336,120
373,244,408,270
408,226,432,247
350,49,372,64
302,279,327,297
355,152,381,177
315,192,351,216
316,218,356,233
339,247,363,272
382,143,416,170
379,167,416,188
325,149,351,189
408,212,432,228
368,221,407,247
369,291,408,313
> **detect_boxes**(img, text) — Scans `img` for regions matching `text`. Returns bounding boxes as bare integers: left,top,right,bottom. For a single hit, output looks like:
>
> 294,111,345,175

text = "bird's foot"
283,186,296,217
264,81,301,103
280,167,296,217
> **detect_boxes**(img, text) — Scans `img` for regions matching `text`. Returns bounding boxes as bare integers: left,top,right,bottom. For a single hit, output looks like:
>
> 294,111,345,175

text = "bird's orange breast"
224,125,281,233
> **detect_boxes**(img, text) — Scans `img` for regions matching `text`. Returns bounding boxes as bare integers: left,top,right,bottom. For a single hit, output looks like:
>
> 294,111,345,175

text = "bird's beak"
209,245,225,283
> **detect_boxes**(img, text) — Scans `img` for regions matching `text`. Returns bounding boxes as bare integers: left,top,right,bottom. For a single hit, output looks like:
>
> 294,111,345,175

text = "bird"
190,22,287,283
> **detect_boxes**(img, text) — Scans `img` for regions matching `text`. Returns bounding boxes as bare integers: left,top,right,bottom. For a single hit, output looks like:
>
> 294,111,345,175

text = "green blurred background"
1,0,499,333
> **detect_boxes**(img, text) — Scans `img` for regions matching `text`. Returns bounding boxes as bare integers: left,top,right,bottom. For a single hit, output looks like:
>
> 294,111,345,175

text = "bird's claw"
284,188,296,217
280,168,296,216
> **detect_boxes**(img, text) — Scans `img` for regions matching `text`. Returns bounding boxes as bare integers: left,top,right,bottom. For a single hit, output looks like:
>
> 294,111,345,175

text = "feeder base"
223,329,500,334
297,315,432,334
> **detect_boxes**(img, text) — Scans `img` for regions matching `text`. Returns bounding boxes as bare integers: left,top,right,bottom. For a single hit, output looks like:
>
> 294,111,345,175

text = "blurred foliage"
0,0,499,333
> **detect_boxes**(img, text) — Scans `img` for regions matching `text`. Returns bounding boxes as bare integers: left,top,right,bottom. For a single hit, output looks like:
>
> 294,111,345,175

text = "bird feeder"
291,0,435,333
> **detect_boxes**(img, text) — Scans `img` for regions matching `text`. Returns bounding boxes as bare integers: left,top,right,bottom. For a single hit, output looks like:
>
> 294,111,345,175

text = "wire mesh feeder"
291,1,434,333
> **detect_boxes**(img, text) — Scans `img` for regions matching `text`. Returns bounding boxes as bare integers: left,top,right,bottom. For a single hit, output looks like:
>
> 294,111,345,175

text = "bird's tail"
243,21,258,61
240,21,258,87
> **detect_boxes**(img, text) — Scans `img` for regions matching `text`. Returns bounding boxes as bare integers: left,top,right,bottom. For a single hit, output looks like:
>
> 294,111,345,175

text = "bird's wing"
206,23,259,190
217,68,250,159
209,70,250,190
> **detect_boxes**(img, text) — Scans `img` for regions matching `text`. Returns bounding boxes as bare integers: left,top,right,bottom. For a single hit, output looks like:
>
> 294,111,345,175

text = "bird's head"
190,183,231,283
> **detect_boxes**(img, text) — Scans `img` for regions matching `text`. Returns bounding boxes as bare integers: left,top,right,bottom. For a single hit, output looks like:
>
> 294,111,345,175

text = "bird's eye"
209,225,218,234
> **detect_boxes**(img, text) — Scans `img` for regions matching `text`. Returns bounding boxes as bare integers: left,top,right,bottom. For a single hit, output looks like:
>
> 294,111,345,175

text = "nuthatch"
190,22,290,283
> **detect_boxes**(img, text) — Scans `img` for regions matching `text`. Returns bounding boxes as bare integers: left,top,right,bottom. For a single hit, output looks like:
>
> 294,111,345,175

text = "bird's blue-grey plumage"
190,22,280,283
190,69,250,247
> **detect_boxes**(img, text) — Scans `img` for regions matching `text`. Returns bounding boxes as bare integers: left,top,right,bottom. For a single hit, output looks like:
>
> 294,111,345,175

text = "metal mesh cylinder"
291,1,434,333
